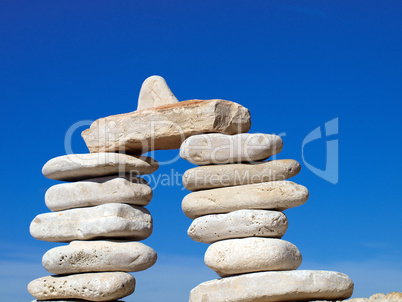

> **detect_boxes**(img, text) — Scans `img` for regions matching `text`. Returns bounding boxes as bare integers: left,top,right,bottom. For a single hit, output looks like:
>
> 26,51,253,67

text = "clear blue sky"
0,1,401,301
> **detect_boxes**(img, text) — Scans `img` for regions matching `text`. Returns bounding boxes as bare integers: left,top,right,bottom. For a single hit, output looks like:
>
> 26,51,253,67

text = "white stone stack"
28,152,159,302
180,133,354,302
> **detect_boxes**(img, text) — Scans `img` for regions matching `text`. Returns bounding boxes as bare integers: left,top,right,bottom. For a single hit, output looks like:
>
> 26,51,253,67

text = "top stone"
82,99,251,154
42,153,158,181
137,76,179,110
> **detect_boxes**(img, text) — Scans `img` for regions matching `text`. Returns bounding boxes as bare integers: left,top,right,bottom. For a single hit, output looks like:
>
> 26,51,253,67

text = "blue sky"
0,1,401,301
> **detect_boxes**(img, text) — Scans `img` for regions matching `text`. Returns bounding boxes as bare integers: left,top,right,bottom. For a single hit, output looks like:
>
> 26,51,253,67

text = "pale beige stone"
369,294,387,302
28,272,135,301
204,238,302,277
188,209,288,243
180,133,283,165
82,99,251,154
42,153,158,181
182,159,300,191
347,299,369,302
45,175,152,211
43,240,157,274
30,203,152,242
385,293,402,302
182,180,308,219
189,270,354,302
137,75,179,110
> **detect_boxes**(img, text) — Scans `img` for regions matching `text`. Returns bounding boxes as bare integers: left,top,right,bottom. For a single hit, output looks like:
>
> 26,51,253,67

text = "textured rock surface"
189,270,354,302
180,133,283,165
82,99,251,154
204,238,302,277
45,175,152,211
28,272,135,301
182,159,300,191
188,209,288,243
30,203,152,242
137,75,179,110
43,240,157,274
42,153,158,181
182,180,308,219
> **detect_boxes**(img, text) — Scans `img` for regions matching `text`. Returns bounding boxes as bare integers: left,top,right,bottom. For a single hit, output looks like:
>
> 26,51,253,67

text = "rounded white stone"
30,203,152,242
188,209,288,243
43,240,157,274
180,133,283,165
182,180,308,219
204,238,302,277
189,270,354,302
28,272,135,301
42,153,158,181
182,159,301,191
45,175,152,211
137,75,179,111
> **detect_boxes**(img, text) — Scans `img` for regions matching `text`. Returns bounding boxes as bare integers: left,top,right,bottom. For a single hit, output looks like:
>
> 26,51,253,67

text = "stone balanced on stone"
180,132,354,301
28,75,354,301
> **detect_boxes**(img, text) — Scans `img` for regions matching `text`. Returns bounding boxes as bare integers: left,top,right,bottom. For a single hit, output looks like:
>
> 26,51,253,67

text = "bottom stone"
189,270,353,302
28,272,135,302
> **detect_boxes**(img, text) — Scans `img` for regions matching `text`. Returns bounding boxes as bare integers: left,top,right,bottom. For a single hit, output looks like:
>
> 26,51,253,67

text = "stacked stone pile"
180,133,354,301
28,75,356,301
28,152,159,301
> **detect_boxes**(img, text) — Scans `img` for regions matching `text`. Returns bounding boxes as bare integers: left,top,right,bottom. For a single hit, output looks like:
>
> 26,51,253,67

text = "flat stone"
204,238,302,277
182,159,300,191
189,270,354,302
45,175,152,211
43,240,157,274
82,99,251,154
182,180,308,219
28,272,135,301
188,209,288,243
42,153,158,181
180,133,283,165
30,203,152,242
137,75,179,110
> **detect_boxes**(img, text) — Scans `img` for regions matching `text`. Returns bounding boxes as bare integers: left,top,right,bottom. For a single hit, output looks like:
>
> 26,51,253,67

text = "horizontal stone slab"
43,240,157,274
182,180,308,219
42,153,158,181
30,203,152,242
28,272,135,302
180,133,283,165
205,238,302,277
189,270,354,302
188,209,288,243
82,99,251,154
182,159,300,191
45,176,152,211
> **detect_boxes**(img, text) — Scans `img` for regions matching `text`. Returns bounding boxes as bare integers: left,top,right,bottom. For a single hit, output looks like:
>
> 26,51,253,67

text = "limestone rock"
182,180,308,219
28,272,135,301
43,240,157,274
30,203,152,242
82,99,251,154
204,238,302,277
188,209,288,243
137,75,179,110
189,270,354,302
42,153,158,181
180,133,283,165
182,159,300,191
385,293,402,302
45,175,152,211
